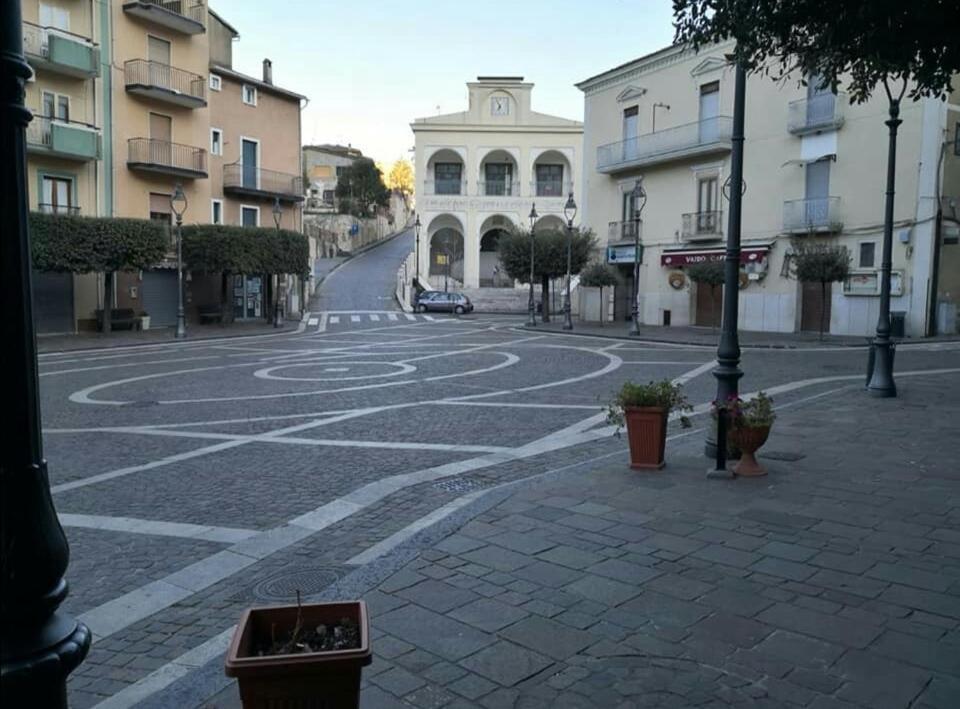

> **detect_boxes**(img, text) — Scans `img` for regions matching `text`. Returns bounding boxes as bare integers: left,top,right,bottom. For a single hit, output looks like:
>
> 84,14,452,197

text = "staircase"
460,286,540,313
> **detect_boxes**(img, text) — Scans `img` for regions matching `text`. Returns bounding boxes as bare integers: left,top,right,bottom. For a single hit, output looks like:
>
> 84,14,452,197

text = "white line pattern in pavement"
58,514,257,543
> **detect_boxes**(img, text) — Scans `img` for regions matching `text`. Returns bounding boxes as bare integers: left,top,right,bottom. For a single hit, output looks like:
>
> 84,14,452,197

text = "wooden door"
801,280,831,333
695,282,723,327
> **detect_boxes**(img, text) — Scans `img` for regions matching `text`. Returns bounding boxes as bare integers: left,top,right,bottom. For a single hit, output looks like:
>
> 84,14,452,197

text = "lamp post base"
1,618,91,709
175,317,187,339
867,341,897,397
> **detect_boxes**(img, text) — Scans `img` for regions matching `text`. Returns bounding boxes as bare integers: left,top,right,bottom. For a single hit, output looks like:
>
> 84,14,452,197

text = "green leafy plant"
712,392,777,429
605,380,693,434
579,262,620,288
335,158,390,217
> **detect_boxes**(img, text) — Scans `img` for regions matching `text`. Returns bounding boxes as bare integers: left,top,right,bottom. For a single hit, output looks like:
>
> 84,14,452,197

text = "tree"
687,260,725,331
497,226,596,322
789,243,851,340
335,158,390,218
29,212,168,333
385,159,415,197
579,262,620,325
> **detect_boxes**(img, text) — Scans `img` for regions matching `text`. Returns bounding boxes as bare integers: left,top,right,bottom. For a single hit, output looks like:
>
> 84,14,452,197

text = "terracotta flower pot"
225,601,372,709
729,425,771,477
624,406,667,470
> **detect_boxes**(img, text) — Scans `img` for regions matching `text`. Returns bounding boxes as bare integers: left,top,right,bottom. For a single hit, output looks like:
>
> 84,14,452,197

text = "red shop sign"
661,247,770,267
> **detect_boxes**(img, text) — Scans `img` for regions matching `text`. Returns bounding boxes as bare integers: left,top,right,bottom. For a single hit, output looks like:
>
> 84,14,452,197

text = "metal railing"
223,164,302,196
783,197,842,232
608,220,641,241
129,0,206,26
37,203,80,216
22,21,97,58
26,114,99,147
681,210,724,239
124,59,205,102
128,137,207,174
597,117,733,170
532,180,573,198
787,92,846,134
479,180,520,196
422,179,466,196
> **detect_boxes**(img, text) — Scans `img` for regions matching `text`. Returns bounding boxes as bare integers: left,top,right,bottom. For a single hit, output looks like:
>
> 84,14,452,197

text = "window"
859,242,876,269
241,205,259,227
41,175,73,214
209,73,221,91
335,165,346,177
483,162,513,195
434,162,462,195
698,176,718,214
535,164,564,197
42,91,70,121
211,199,223,225
699,81,720,141
242,85,257,106
322,189,335,204
623,105,638,140
39,3,70,30
210,128,222,156
149,192,171,224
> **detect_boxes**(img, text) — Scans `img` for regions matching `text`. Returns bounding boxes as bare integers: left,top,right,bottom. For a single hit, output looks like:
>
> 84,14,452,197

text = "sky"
218,0,677,166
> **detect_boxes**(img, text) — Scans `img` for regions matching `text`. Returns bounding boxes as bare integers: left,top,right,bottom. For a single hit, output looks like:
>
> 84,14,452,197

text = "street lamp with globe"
170,184,188,339
630,179,647,336
272,197,282,328
562,193,577,331
528,203,538,326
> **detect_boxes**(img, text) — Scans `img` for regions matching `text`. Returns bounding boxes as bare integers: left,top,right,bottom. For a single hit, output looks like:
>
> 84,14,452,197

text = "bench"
199,305,223,324
96,308,139,331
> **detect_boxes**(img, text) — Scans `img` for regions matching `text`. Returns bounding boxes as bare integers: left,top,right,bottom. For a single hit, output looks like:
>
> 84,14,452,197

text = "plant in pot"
713,392,776,477
225,593,371,709
606,380,692,469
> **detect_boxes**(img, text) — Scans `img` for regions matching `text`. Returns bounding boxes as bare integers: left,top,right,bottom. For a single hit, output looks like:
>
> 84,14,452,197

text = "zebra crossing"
304,311,441,333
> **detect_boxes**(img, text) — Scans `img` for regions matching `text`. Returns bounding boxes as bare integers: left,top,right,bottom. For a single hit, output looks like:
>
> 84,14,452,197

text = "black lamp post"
414,213,421,285
528,203,538,327
707,58,747,477
170,184,187,339
1,4,91,704
562,193,577,331
629,179,647,336
273,197,282,328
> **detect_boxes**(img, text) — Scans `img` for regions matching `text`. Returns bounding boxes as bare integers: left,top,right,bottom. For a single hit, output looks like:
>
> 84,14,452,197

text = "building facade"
303,143,363,213
578,43,960,336
412,77,583,289
22,0,306,331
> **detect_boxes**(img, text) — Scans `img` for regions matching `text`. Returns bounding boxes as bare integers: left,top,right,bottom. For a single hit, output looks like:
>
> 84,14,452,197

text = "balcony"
37,204,81,216
125,59,206,108
783,197,842,233
223,164,303,202
422,179,466,196
681,210,724,242
479,180,520,196
531,180,573,198
26,115,101,161
22,22,99,78
608,220,641,242
128,137,207,178
123,0,206,35
597,117,733,173
787,93,846,135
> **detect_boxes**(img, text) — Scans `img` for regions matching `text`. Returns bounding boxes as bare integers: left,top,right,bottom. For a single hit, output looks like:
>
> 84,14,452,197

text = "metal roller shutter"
141,270,178,327
33,271,74,334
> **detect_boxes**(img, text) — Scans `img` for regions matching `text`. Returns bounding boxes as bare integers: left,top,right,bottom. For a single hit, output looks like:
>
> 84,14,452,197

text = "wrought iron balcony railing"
597,117,733,172
783,197,842,233
422,179,466,196
128,137,207,177
608,220,641,242
531,180,573,198
22,21,99,77
479,180,520,196
124,59,206,107
681,210,724,241
787,93,846,134
122,0,206,34
26,115,101,160
223,164,303,201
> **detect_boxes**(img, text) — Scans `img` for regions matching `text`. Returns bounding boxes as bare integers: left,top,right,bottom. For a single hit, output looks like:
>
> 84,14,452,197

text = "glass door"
242,139,258,189
699,82,720,143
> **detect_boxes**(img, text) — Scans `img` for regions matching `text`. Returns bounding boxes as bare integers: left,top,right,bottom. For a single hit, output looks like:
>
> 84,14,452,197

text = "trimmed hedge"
182,224,309,275
30,212,169,272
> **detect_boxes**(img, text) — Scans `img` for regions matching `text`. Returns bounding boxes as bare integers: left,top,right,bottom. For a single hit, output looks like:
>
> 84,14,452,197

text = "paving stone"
376,635,416,659
499,615,596,660
690,612,773,649
645,533,707,555
374,605,493,661
586,558,662,586
395,579,480,614
555,610,597,630
380,569,427,593
487,531,556,555
786,667,843,694
698,586,776,618
739,509,817,530
753,629,846,668
459,641,553,687
564,575,641,607
692,544,761,569
603,524,654,543
835,649,933,709
370,666,426,697
392,648,443,673
880,583,960,619
619,591,711,628
642,573,713,601
866,562,953,592
512,561,583,588
756,541,817,562
749,557,816,582
535,545,604,570
402,684,456,708
448,672,499,700
359,685,410,709
462,545,532,573
807,568,889,599
758,602,882,648
870,629,960,675
521,599,566,618
436,535,487,555
449,598,529,633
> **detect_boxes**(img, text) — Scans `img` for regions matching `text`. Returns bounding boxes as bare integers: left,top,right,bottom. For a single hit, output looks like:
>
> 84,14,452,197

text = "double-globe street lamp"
528,203,538,326
562,193,577,331
273,197,282,328
630,180,647,336
170,184,188,339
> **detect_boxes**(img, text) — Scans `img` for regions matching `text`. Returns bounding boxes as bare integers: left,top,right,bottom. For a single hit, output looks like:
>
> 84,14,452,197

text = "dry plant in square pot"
225,593,371,709
713,392,777,477
606,380,691,469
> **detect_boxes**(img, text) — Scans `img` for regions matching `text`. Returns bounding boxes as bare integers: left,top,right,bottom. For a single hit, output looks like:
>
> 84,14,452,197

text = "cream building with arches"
412,77,583,290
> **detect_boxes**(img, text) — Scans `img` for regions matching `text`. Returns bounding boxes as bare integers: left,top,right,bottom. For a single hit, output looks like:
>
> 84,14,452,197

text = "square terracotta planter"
624,406,667,469
225,600,371,709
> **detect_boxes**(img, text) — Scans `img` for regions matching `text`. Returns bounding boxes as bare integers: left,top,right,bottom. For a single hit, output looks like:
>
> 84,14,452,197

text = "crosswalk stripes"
404,313,416,321
387,313,398,321
369,314,380,321
350,315,361,323
423,315,436,321
329,316,340,324
313,312,452,328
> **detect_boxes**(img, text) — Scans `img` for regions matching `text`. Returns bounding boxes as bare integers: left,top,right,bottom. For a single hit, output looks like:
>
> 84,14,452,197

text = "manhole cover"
432,477,488,494
760,450,806,462
251,568,341,602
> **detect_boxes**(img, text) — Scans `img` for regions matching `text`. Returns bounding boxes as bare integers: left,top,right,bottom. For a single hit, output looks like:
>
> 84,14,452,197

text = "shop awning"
660,244,771,267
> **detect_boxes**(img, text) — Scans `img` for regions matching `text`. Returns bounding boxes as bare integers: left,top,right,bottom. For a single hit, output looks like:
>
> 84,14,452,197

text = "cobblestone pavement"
35,254,960,707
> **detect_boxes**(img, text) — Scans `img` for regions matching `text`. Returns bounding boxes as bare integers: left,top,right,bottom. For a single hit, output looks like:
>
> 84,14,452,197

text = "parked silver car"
416,291,473,314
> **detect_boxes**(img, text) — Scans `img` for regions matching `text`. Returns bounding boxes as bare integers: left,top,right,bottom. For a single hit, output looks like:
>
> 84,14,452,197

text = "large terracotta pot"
624,406,667,469
728,425,771,477
225,600,371,709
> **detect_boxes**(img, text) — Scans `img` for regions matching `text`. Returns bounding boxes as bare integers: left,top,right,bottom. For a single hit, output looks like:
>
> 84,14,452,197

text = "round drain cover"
252,568,340,602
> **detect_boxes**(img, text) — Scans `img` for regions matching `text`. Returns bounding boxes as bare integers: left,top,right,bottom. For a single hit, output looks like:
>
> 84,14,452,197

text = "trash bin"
890,311,906,338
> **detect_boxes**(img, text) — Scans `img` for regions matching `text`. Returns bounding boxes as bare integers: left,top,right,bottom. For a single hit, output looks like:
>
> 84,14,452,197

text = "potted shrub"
225,595,371,709
140,311,150,331
606,380,692,469
713,392,776,476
